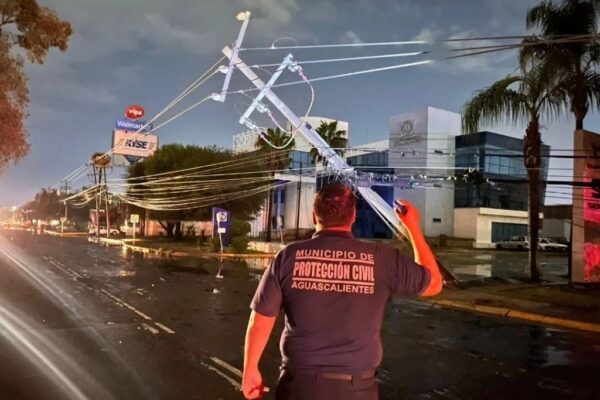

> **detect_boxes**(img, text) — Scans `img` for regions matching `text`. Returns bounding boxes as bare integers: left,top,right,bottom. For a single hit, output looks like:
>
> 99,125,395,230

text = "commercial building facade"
234,117,348,238
235,108,552,247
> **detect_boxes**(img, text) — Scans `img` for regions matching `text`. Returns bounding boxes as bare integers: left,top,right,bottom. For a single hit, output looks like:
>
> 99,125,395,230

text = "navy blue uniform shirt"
250,230,431,373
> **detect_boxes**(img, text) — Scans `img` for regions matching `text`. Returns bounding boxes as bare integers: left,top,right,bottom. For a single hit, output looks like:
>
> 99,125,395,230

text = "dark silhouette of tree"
463,66,565,281
0,0,72,173
254,128,295,242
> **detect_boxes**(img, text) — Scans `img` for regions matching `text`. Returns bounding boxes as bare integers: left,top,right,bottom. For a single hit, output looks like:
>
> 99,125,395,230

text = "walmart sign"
115,118,153,132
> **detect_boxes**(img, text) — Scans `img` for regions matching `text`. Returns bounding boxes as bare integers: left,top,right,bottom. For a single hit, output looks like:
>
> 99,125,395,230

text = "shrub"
230,236,250,253
209,237,222,252
231,218,251,237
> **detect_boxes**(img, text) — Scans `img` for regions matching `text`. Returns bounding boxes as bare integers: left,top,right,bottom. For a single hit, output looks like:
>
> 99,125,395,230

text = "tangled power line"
53,28,599,213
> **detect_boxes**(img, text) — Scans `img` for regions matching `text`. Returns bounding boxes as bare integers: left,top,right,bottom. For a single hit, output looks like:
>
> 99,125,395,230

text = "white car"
89,226,121,236
496,236,530,250
538,238,568,252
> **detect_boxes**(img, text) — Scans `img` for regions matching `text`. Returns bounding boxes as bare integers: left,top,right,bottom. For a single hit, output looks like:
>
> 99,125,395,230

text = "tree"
520,0,600,130
254,127,295,242
128,144,268,239
0,0,72,173
462,65,565,281
309,120,348,165
22,187,62,221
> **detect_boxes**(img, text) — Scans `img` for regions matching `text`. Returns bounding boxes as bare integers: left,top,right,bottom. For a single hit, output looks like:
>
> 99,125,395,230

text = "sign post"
130,214,140,245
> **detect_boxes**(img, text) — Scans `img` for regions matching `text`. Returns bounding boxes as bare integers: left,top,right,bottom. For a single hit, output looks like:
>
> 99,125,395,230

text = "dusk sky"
0,0,594,206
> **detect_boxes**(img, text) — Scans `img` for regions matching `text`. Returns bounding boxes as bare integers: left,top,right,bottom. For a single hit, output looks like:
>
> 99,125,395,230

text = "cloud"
338,30,363,45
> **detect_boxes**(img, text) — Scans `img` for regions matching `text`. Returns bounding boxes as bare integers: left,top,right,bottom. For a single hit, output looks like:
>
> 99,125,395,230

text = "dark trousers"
275,369,378,400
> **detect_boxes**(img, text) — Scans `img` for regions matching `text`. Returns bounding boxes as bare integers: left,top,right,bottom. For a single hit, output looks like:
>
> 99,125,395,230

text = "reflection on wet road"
0,230,598,399
437,249,569,282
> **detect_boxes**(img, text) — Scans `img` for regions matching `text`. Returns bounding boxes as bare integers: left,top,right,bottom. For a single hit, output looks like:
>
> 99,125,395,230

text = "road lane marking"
153,322,175,334
200,361,241,390
45,257,177,336
98,289,153,321
46,258,81,280
210,357,242,378
141,323,160,335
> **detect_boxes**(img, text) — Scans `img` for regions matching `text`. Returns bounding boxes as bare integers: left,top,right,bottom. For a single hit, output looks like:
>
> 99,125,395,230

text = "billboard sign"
572,129,600,284
112,130,158,158
115,118,153,132
212,207,231,247
125,104,145,120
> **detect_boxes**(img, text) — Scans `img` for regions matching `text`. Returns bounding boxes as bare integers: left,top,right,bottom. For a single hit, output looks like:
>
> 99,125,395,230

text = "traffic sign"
60,217,67,223
130,214,140,223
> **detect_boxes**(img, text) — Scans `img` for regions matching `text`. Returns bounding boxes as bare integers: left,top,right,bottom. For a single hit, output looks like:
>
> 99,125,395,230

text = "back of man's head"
313,183,356,228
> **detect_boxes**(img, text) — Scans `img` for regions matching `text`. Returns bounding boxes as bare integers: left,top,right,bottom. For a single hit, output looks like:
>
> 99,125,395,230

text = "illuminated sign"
572,130,600,284
125,104,145,120
115,118,153,132
112,130,158,158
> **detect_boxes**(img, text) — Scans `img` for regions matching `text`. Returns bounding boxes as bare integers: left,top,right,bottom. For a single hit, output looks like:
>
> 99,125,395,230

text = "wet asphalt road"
0,230,598,400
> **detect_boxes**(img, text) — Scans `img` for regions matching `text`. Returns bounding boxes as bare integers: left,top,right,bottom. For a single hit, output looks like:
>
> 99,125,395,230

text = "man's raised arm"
395,200,443,297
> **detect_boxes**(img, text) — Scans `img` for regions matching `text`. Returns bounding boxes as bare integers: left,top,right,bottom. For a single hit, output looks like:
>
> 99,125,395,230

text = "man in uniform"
242,183,443,399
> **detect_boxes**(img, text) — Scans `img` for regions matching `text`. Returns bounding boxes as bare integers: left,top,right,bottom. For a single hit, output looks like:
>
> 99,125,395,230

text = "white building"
389,107,460,237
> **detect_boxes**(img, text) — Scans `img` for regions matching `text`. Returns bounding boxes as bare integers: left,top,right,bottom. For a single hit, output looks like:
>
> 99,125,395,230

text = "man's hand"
242,367,264,399
394,199,420,230
394,198,443,296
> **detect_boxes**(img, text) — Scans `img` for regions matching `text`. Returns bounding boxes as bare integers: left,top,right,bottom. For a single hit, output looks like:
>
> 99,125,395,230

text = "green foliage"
254,127,295,170
127,144,268,238
231,218,251,237
254,128,295,241
23,188,63,221
462,66,565,134
0,0,72,173
208,237,221,252
310,121,348,165
520,0,600,129
230,236,250,253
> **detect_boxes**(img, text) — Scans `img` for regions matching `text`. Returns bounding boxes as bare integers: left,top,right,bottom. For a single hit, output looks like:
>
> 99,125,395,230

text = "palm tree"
310,120,348,165
463,65,565,281
255,127,295,242
520,0,600,130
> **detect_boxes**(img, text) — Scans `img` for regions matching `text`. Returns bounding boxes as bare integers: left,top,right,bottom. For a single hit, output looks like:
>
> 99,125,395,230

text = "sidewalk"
68,233,600,335
425,280,600,334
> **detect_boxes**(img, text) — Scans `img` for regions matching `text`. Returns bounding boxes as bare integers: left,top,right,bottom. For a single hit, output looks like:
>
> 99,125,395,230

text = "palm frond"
462,76,529,134
584,69,600,111
526,1,558,31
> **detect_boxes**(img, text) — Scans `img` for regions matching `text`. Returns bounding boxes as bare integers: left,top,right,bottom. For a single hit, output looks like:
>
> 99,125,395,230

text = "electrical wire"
239,33,598,51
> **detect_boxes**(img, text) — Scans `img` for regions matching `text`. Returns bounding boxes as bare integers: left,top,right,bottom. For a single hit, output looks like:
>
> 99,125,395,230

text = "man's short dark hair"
313,183,356,227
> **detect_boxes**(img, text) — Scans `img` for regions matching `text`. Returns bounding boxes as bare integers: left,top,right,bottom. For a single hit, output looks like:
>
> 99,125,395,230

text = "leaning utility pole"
221,44,408,238
216,12,458,284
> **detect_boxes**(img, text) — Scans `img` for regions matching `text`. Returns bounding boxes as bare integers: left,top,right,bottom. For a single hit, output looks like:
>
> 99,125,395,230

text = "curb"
44,231,88,237
97,238,275,259
427,298,600,334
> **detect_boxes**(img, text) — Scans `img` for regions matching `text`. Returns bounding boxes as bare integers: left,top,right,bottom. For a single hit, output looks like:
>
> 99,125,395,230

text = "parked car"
538,238,568,252
496,236,530,250
88,226,121,236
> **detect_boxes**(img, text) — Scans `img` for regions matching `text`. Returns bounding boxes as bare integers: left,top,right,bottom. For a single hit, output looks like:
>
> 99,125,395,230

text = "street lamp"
11,206,16,224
